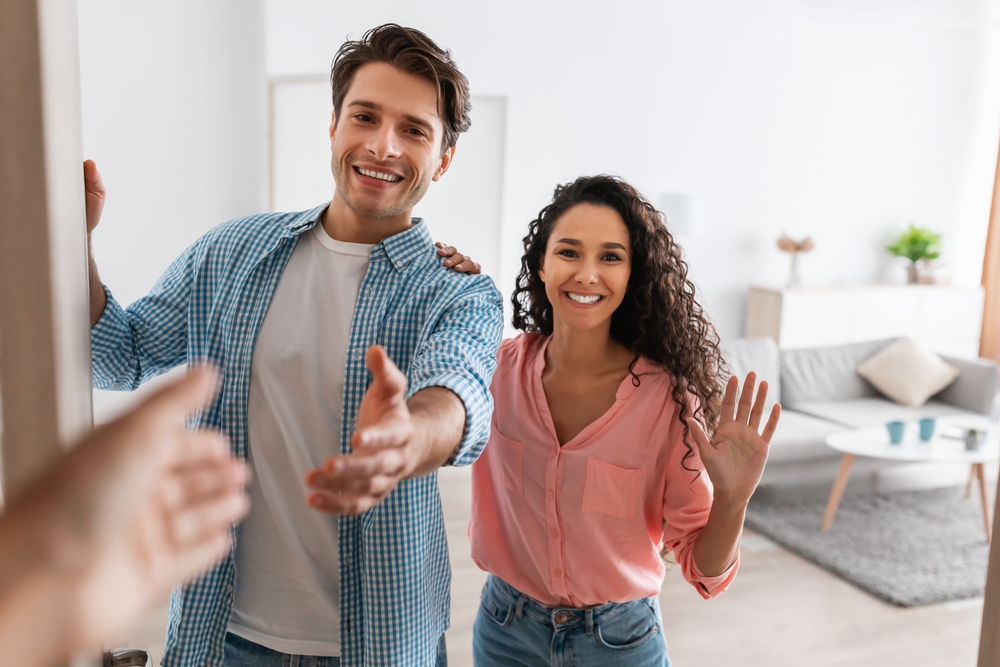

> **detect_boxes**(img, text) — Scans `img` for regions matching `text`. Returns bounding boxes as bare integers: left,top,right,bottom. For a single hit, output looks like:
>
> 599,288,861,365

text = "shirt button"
547,490,554,499
226,585,234,593
550,528,559,537
553,568,562,577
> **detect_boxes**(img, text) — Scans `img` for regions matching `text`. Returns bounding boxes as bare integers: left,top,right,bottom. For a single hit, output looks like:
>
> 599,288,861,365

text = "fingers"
760,403,782,444
160,455,249,547
748,381,769,431
719,375,739,425
365,345,407,400
304,449,407,514
83,159,105,196
735,372,756,424
436,243,481,274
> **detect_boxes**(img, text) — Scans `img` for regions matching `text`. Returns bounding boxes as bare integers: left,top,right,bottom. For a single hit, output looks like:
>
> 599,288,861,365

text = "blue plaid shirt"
91,204,504,667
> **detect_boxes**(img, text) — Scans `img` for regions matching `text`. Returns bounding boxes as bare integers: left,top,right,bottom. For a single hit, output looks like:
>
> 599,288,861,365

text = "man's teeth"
358,167,401,183
567,293,602,304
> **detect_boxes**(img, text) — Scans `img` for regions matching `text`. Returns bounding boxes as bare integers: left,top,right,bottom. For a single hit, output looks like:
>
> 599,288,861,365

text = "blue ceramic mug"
886,421,906,445
918,418,936,442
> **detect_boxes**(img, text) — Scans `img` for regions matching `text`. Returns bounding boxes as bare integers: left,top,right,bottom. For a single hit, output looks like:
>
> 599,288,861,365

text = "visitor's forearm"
692,497,746,577
88,237,106,326
404,387,465,479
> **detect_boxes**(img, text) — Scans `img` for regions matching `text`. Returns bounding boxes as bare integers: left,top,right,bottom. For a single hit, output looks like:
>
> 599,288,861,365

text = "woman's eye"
603,253,622,262
557,249,578,258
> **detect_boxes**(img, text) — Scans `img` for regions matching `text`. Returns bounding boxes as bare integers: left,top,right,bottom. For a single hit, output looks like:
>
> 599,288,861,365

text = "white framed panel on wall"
269,77,506,279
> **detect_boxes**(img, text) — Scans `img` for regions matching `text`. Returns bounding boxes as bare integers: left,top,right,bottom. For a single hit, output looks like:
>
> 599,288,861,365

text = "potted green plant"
886,224,942,284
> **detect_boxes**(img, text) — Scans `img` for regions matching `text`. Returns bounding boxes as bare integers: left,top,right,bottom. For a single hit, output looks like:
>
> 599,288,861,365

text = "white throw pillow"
856,338,960,408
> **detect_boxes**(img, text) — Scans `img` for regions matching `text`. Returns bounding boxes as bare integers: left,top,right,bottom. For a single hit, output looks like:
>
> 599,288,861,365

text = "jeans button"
555,613,570,624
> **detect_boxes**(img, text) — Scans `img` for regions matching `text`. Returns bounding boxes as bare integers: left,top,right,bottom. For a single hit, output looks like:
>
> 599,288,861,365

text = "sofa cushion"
780,339,894,407
721,336,781,409
856,337,960,408
790,397,977,429
765,409,844,463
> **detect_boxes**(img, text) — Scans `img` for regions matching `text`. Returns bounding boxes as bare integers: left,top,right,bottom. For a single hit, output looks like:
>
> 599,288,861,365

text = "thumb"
685,417,714,460
366,345,406,399
141,365,220,426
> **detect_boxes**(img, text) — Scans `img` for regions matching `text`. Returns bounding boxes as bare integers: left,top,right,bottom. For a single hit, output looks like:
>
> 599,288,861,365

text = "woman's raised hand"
435,242,481,274
686,373,781,508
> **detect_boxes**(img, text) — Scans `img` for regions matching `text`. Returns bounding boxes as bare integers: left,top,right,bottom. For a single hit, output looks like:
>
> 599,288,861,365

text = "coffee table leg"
822,454,856,531
967,465,976,499
975,462,992,544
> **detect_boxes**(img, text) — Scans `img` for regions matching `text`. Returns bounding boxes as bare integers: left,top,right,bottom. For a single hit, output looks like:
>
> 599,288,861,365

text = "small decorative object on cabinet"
777,235,814,288
886,224,942,284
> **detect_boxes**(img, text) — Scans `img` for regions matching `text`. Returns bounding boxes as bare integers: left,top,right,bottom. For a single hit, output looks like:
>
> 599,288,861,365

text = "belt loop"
585,608,594,635
516,594,528,619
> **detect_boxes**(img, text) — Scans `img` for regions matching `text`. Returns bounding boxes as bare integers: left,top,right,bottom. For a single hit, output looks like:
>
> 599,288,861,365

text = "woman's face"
538,203,632,334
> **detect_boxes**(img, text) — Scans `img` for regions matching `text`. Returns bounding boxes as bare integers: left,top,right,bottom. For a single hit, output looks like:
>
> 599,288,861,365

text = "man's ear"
329,111,338,149
431,145,456,182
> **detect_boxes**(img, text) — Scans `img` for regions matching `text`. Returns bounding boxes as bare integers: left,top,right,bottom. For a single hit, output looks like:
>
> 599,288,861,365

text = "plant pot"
906,265,919,284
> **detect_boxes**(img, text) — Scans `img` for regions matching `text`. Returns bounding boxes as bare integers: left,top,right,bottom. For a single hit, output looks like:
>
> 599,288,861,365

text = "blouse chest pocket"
581,458,645,519
490,430,524,497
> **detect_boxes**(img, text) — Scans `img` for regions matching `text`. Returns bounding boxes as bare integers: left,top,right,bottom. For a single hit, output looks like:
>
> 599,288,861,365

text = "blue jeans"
223,632,448,667
473,575,669,667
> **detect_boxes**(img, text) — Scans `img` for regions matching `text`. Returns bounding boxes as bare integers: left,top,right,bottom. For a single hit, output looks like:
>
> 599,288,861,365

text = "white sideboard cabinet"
746,285,985,358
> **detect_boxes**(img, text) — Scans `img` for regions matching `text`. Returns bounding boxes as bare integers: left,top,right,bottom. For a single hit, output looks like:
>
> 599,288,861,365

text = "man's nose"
366,124,402,161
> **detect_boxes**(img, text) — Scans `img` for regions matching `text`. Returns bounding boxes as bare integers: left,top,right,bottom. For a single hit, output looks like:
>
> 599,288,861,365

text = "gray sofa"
723,337,1000,465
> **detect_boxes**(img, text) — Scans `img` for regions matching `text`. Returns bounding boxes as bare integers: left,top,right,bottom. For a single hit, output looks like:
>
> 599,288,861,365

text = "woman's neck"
545,319,631,376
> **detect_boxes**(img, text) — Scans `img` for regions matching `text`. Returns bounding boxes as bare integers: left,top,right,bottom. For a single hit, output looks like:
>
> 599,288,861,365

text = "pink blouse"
469,333,738,607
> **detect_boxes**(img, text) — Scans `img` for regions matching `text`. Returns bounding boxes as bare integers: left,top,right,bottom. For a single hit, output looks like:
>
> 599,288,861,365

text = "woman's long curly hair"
511,175,728,460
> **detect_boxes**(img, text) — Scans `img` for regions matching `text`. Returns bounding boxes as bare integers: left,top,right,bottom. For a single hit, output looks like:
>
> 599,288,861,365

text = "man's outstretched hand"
305,346,425,515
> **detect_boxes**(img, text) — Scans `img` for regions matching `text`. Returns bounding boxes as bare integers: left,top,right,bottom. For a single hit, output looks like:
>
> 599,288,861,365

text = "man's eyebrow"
348,100,382,112
346,100,436,133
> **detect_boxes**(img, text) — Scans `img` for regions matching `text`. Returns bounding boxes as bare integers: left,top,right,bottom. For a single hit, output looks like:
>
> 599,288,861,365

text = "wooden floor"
111,466,984,666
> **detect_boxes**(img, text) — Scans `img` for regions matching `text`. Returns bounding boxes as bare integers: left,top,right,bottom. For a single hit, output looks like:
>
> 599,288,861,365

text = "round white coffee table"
822,420,1000,542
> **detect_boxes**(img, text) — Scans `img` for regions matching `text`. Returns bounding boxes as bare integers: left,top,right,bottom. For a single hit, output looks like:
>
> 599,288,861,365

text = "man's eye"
356,114,373,122
407,128,426,137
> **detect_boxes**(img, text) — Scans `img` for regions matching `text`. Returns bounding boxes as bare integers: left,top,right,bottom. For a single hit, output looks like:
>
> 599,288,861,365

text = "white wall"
78,0,267,420
265,0,1000,338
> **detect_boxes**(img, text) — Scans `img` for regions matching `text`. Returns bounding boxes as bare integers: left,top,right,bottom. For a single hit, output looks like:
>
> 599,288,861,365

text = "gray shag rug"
745,486,989,607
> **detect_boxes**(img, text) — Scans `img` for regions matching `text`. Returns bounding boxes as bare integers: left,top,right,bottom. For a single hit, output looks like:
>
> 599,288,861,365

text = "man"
0,368,249,667
86,24,503,667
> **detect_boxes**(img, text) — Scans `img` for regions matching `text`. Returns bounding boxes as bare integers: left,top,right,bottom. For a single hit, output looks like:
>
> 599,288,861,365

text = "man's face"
330,62,455,220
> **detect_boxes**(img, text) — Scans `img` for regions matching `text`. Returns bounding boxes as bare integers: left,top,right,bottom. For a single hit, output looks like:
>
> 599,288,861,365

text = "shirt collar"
285,204,432,272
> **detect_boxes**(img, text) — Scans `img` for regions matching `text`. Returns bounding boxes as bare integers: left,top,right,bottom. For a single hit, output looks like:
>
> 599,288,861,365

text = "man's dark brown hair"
330,24,471,152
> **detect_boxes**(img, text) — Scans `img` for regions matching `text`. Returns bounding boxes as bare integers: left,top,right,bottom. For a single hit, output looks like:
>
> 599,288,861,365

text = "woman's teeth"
567,293,602,304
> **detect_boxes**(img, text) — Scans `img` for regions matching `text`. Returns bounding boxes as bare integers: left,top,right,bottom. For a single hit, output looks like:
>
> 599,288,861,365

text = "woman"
439,174,779,666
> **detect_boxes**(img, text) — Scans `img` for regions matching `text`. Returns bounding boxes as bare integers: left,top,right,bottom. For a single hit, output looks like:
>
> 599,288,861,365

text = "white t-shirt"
228,222,375,656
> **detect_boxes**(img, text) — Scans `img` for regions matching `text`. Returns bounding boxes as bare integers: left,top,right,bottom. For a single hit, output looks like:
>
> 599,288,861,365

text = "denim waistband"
484,574,656,633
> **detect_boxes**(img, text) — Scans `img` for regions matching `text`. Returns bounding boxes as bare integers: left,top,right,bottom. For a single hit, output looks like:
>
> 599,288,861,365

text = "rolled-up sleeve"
662,440,740,600
406,275,504,466
91,243,198,391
